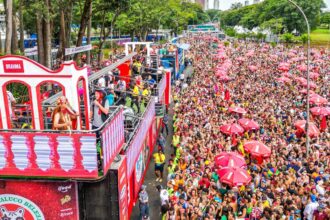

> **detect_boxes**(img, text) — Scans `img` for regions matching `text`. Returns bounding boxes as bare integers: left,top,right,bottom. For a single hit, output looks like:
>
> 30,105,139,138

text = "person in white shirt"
315,179,325,196
7,90,16,118
157,185,169,216
304,195,319,220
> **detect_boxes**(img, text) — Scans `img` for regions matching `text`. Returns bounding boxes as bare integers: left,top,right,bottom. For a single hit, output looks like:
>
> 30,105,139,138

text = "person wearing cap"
139,185,149,220
304,195,319,220
90,89,109,130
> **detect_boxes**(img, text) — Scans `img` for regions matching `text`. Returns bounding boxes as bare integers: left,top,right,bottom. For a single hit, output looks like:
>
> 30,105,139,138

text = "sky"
218,0,330,10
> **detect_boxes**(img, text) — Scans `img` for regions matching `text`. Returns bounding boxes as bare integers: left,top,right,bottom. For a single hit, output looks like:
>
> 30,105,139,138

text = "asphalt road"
131,66,193,220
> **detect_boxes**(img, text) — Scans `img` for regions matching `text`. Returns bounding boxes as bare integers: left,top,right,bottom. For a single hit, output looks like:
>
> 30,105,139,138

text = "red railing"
0,132,98,178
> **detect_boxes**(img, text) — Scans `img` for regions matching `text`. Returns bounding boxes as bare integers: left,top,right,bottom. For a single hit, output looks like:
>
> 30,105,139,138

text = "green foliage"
230,2,243,10
260,18,284,34
280,33,295,43
221,0,326,34
300,34,308,44
320,12,330,27
270,41,277,47
224,27,236,37
224,41,230,47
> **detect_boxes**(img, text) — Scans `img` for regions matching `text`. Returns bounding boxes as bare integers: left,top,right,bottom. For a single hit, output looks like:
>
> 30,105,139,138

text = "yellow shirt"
172,135,180,147
153,153,165,165
132,86,139,97
142,89,149,97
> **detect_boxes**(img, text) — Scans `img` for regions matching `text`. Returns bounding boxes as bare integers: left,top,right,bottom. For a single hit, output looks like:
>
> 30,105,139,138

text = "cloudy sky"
218,0,330,10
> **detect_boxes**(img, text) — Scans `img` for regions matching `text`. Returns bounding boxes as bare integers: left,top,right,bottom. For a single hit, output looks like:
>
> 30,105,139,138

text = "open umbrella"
310,107,330,116
294,120,320,137
248,65,258,72
243,141,271,157
229,106,247,114
309,96,328,106
217,167,252,187
236,57,245,62
277,76,291,84
238,118,260,131
220,123,245,135
278,62,290,72
215,152,246,168
300,89,315,95
309,72,320,79
219,75,232,82
297,64,307,72
301,81,317,89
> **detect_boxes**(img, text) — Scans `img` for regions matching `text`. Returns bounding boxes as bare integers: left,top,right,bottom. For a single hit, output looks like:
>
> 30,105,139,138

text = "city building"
245,0,250,6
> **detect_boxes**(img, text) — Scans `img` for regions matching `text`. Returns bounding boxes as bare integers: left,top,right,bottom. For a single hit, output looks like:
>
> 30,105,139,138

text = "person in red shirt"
198,174,210,191
313,205,328,220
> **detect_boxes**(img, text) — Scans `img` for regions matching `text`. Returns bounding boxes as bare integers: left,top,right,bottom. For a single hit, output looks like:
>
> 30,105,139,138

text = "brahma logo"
3,60,24,73
0,194,45,220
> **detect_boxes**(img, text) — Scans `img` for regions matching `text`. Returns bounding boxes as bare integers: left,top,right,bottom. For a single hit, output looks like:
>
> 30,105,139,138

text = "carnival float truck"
0,53,171,219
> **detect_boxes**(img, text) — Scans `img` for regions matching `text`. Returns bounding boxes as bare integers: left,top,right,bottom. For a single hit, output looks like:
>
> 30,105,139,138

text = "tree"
230,2,243,10
222,0,326,34
5,0,13,54
320,12,330,28
260,18,284,35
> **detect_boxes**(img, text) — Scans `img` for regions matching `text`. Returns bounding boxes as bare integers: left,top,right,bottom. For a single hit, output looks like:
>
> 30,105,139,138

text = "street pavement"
131,66,193,220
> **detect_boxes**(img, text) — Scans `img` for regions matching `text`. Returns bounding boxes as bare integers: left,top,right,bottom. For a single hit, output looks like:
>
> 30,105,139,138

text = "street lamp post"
287,0,311,157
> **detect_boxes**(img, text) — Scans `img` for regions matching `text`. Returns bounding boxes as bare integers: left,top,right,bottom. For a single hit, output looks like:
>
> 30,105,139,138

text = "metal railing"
42,52,137,106
0,106,122,134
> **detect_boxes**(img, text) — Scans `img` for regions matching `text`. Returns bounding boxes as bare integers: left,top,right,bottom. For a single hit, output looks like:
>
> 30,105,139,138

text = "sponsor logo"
3,60,24,73
57,185,72,193
0,194,45,220
60,195,71,205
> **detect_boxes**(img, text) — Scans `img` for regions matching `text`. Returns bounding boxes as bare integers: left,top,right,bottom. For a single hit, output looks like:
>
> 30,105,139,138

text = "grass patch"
310,28,330,47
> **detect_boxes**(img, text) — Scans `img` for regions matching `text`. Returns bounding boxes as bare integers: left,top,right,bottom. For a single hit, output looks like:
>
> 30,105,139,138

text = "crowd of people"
156,36,329,220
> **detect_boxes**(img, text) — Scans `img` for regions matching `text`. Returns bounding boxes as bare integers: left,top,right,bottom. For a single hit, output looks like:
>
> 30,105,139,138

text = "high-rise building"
253,0,260,3
214,0,220,10
245,0,250,6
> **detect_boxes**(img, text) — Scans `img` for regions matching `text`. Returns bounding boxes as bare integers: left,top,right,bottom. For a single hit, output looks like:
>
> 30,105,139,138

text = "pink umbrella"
246,51,254,57
219,75,232,82
295,77,307,84
297,64,307,72
282,72,292,78
278,62,290,72
248,65,258,72
236,57,245,62
310,96,328,106
238,118,260,131
215,152,246,168
301,81,317,89
220,123,245,135
229,106,247,114
309,72,320,79
217,167,252,187
300,89,315,95
310,107,330,116
216,71,227,77
277,76,291,84
294,120,320,137
243,141,271,157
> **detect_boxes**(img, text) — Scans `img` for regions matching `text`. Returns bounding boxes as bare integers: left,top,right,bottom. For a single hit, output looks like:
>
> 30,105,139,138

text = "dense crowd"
159,37,329,220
